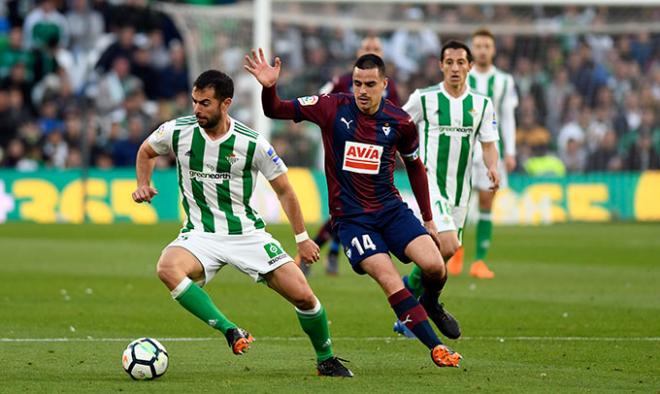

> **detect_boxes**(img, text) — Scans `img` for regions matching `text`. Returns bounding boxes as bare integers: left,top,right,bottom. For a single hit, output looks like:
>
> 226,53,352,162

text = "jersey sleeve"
254,136,288,181
146,120,176,155
292,93,337,127
477,98,499,143
396,116,420,161
402,89,423,124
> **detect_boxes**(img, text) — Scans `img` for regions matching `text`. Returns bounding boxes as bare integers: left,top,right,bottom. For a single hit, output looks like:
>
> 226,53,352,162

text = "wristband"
295,231,310,243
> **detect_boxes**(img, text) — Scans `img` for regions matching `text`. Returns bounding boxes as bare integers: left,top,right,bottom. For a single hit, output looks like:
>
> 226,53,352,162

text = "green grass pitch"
0,222,658,393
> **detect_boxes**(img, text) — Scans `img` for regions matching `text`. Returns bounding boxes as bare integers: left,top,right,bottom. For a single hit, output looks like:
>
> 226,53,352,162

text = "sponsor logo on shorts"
264,242,287,265
342,141,383,174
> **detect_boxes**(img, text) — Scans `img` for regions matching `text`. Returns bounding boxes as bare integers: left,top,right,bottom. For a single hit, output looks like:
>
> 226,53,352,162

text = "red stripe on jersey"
345,160,379,170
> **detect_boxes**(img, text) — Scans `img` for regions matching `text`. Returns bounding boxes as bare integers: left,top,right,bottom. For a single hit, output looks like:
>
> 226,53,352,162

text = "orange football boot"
469,260,495,279
431,344,462,368
447,246,464,276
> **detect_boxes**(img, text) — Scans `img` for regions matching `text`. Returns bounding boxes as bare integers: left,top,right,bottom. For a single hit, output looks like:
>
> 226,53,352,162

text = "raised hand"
244,48,281,88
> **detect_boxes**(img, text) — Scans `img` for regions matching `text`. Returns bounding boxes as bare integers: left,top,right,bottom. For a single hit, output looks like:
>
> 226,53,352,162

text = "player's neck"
203,116,231,140
475,63,492,73
443,82,468,98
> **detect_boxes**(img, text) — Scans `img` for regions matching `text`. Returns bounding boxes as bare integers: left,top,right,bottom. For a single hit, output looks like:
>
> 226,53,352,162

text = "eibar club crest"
382,123,391,136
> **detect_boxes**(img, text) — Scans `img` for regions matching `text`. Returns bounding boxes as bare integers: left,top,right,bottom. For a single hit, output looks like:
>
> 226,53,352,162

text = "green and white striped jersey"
147,115,287,235
468,66,518,158
403,83,498,207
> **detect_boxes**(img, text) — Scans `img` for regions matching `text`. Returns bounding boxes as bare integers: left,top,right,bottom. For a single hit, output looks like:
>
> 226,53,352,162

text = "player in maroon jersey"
300,36,401,277
245,48,462,368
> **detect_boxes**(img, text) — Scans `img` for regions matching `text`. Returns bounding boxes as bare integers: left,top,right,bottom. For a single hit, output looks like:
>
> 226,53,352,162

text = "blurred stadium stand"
0,0,658,174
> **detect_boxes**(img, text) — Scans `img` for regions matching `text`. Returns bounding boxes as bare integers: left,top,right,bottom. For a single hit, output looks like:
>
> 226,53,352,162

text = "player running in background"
132,70,352,377
452,28,519,279
399,40,500,330
245,48,462,368
298,35,401,277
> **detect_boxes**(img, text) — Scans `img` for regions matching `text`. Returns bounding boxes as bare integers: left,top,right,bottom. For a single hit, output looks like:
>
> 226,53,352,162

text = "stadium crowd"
0,1,658,174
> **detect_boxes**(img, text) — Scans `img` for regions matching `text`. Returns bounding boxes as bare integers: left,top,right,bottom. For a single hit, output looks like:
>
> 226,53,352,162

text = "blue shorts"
334,202,429,275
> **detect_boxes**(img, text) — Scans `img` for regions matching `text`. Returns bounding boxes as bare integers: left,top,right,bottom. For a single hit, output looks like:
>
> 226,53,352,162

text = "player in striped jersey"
455,28,519,279
132,70,352,377
399,41,500,321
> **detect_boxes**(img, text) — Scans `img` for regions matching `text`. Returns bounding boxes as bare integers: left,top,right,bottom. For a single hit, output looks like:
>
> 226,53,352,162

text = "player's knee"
293,290,317,311
423,260,446,279
441,243,461,262
156,257,180,285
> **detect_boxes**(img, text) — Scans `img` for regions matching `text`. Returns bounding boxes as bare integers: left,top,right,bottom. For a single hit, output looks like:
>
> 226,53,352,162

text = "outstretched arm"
244,48,296,119
269,173,320,263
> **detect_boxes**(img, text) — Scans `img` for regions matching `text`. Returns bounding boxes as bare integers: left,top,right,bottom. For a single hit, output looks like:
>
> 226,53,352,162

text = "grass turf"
0,222,658,393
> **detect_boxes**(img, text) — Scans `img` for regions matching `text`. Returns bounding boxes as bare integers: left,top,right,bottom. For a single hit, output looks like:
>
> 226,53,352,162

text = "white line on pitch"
1,336,658,343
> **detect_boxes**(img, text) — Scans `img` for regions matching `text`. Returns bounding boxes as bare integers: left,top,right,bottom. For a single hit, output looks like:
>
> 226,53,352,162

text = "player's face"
191,86,230,130
472,35,495,67
440,48,472,89
352,67,387,115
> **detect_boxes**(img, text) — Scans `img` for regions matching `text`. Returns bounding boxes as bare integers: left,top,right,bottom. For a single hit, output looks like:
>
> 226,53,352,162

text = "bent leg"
157,246,236,334
266,262,334,362
360,254,442,349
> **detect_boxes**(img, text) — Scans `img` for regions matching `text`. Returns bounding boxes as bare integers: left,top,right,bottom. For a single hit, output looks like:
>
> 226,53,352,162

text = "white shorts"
165,230,292,285
431,195,468,243
472,155,508,191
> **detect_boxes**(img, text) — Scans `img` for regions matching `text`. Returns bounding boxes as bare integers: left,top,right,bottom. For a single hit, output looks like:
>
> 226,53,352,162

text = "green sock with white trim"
171,277,237,334
296,297,334,362
475,211,493,260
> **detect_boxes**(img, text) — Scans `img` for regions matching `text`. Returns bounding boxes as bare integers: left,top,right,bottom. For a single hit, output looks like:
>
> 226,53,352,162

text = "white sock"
170,277,193,299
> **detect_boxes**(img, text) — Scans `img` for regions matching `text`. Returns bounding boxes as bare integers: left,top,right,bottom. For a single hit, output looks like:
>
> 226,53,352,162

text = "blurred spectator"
95,56,141,114
95,25,137,73
0,27,32,80
22,0,69,50
386,6,440,80
560,137,587,173
42,129,68,168
0,89,19,149
523,145,566,177
544,69,574,135
66,0,104,55
157,41,189,99
587,130,622,172
112,115,144,166
130,40,159,99
624,132,660,171
516,100,552,168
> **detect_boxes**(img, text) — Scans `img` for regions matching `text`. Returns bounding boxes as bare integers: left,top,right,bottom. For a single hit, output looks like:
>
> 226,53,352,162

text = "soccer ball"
121,338,169,380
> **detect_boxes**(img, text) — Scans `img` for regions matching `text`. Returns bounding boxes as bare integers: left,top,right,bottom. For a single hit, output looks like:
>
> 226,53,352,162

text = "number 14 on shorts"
351,234,376,256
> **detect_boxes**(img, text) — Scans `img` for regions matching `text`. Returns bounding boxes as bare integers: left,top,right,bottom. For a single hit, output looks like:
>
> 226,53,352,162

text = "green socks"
172,278,237,334
407,265,424,298
296,298,334,362
475,211,493,260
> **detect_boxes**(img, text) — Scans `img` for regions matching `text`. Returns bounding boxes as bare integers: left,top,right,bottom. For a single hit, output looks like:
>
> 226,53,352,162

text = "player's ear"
222,97,232,109
383,77,388,90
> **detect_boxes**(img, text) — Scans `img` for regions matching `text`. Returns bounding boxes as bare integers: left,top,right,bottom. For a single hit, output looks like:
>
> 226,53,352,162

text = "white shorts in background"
472,155,508,191
165,230,292,285
431,195,468,243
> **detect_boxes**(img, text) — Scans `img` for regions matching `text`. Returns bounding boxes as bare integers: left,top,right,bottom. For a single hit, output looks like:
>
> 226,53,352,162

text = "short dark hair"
472,28,495,42
193,70,234,100
354,54,385,77
440,40,473,63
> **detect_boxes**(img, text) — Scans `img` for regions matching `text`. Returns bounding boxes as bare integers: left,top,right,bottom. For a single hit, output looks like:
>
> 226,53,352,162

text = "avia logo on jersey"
189,170,231,181
439,126,473,137
342,141,383,175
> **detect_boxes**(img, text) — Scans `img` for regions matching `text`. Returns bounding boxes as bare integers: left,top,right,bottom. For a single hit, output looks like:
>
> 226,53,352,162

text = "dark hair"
354,54,385,77
440,40,473,63
193,70,234,100
472,28,495,42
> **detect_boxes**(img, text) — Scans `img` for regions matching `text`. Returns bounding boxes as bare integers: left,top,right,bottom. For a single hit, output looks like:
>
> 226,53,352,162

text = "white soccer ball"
121,337,169,380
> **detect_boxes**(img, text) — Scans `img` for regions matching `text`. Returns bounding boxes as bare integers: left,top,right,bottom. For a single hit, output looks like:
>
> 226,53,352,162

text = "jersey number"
351,234,376,256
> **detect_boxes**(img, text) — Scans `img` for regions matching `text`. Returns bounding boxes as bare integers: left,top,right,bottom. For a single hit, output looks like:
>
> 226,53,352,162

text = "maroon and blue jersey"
292,93,419,218
325,72,401,106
